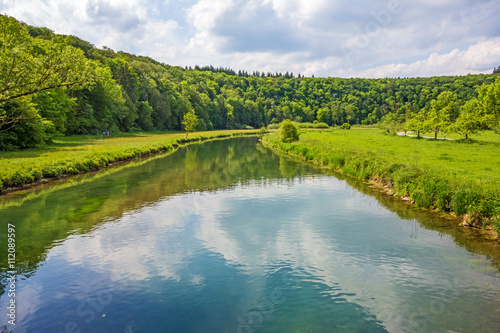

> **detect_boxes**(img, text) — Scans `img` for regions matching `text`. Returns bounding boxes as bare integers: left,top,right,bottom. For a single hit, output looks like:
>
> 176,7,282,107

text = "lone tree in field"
182,110,199,139
279,119,300,142
453,99,481,139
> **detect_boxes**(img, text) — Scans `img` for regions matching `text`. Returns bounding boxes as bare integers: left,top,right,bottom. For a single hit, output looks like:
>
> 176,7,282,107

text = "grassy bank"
262,129,500,234
0,130,258,191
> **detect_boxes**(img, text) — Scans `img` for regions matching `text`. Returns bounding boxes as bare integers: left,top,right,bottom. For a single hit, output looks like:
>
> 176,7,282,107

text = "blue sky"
2,0,500,78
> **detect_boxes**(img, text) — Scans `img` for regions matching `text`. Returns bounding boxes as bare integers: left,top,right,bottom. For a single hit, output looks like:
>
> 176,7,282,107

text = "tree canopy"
182,111,199,139
1,15,499,150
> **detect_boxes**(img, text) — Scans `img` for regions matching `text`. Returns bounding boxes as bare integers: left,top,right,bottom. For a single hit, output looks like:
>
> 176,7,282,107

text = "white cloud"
1,0,499,77
353,37,500,78
186,0,233,31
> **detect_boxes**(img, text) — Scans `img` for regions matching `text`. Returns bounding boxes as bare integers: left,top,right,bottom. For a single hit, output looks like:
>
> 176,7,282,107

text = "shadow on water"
1,136,499,294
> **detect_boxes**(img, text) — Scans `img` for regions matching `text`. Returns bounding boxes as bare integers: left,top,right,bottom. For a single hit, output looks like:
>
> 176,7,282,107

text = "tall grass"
263,129,500,232
0,130,257,191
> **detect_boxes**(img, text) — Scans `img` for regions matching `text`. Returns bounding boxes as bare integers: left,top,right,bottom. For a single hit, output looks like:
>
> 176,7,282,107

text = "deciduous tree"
182,110,199,139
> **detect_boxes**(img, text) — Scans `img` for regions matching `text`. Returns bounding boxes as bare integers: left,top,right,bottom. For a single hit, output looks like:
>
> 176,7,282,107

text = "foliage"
0,98,55,149
378,113,401,133
340,123,351,130
182,110,199,138
405,111,426,137
453,99,481,139
1,15,500,151
279,120,300,143
477,76,500,129
297,122,329,129
0,15,100,128
424,91,460,139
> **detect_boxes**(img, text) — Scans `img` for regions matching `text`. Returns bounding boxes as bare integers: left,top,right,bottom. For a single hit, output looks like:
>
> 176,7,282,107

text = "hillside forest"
1,15,499,150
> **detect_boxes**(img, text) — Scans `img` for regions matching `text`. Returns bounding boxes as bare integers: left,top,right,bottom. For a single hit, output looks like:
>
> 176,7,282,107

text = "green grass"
0,130,258,190
263,129,500,231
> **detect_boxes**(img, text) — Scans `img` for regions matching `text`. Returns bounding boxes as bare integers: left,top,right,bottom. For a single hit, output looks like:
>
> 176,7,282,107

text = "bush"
494,121,500,134
340,123,351,130
296,122,330,129
279,120,300,143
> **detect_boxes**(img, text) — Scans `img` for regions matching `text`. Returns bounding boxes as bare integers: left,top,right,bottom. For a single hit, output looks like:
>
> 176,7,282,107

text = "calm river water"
1,137,499,333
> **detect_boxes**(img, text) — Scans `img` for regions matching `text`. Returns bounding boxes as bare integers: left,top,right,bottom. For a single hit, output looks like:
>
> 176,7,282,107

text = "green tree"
453,99,481,139
316,107,331,125
0,98,55,149
182,110,199,139
425,91,460,139
0,15,100,129
279,119,300,142
405,111,426,138
477,76,500,129
378,113,402,134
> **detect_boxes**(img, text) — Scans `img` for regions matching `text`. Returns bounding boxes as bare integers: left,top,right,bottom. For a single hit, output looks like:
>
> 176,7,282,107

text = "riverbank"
262,129,500,238
0,130,258,193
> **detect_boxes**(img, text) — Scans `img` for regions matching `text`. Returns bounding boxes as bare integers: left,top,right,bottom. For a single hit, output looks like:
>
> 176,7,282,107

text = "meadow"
263,128,500,233
0,130,257,191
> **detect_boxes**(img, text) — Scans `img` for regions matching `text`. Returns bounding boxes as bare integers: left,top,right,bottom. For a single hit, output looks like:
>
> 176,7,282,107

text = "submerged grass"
0,130,258,191
263,129,500,233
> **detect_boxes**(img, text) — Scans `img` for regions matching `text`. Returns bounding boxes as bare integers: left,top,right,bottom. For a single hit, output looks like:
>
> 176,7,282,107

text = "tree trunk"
186,132,189,139
435,132,437,140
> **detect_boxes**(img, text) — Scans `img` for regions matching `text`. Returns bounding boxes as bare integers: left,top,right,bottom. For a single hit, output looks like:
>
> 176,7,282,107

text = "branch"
0,78,91,104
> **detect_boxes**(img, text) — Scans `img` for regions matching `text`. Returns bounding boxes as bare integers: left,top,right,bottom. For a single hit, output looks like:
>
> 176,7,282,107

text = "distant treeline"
1,15,499,150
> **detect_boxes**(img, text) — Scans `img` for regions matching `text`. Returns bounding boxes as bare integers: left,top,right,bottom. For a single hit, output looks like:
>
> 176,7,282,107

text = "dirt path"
396,131,455,140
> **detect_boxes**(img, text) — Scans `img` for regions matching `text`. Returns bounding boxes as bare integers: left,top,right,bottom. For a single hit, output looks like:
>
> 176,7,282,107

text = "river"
1,137,499,332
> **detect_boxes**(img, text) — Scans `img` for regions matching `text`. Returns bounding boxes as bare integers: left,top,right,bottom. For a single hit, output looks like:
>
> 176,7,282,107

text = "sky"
1,0,500,78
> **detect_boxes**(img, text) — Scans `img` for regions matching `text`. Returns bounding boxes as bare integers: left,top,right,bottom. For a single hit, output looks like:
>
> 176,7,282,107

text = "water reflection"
0,137,499,333
0,138,316,283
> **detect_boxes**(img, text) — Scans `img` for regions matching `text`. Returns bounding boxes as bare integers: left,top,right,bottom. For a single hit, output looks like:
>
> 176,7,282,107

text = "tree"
378,113,402,134
477,76,500,129
425,91,459,139
182,110,199,139
405,111,426,138
316,107,331,125
453,99,481,139
279,119,299,142
0,98,55,149
0,15,101,130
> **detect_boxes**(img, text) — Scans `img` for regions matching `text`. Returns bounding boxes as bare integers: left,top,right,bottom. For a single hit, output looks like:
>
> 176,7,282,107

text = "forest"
1,14,499,150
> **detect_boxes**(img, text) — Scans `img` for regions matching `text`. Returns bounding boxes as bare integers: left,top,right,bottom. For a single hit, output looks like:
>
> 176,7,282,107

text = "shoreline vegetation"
0,130,258,194
262,128,500,239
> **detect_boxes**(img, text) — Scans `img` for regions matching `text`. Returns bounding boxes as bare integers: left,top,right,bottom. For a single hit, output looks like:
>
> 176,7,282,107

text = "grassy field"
0,130,258,191
263,128,500,232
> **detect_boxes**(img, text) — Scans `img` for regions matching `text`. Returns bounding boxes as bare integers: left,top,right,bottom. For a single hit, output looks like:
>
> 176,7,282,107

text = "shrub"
340,123,351,130
296,122,330,129
279,120,300,143
452,188,480,216
258,127,267,137
329,154,346,168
